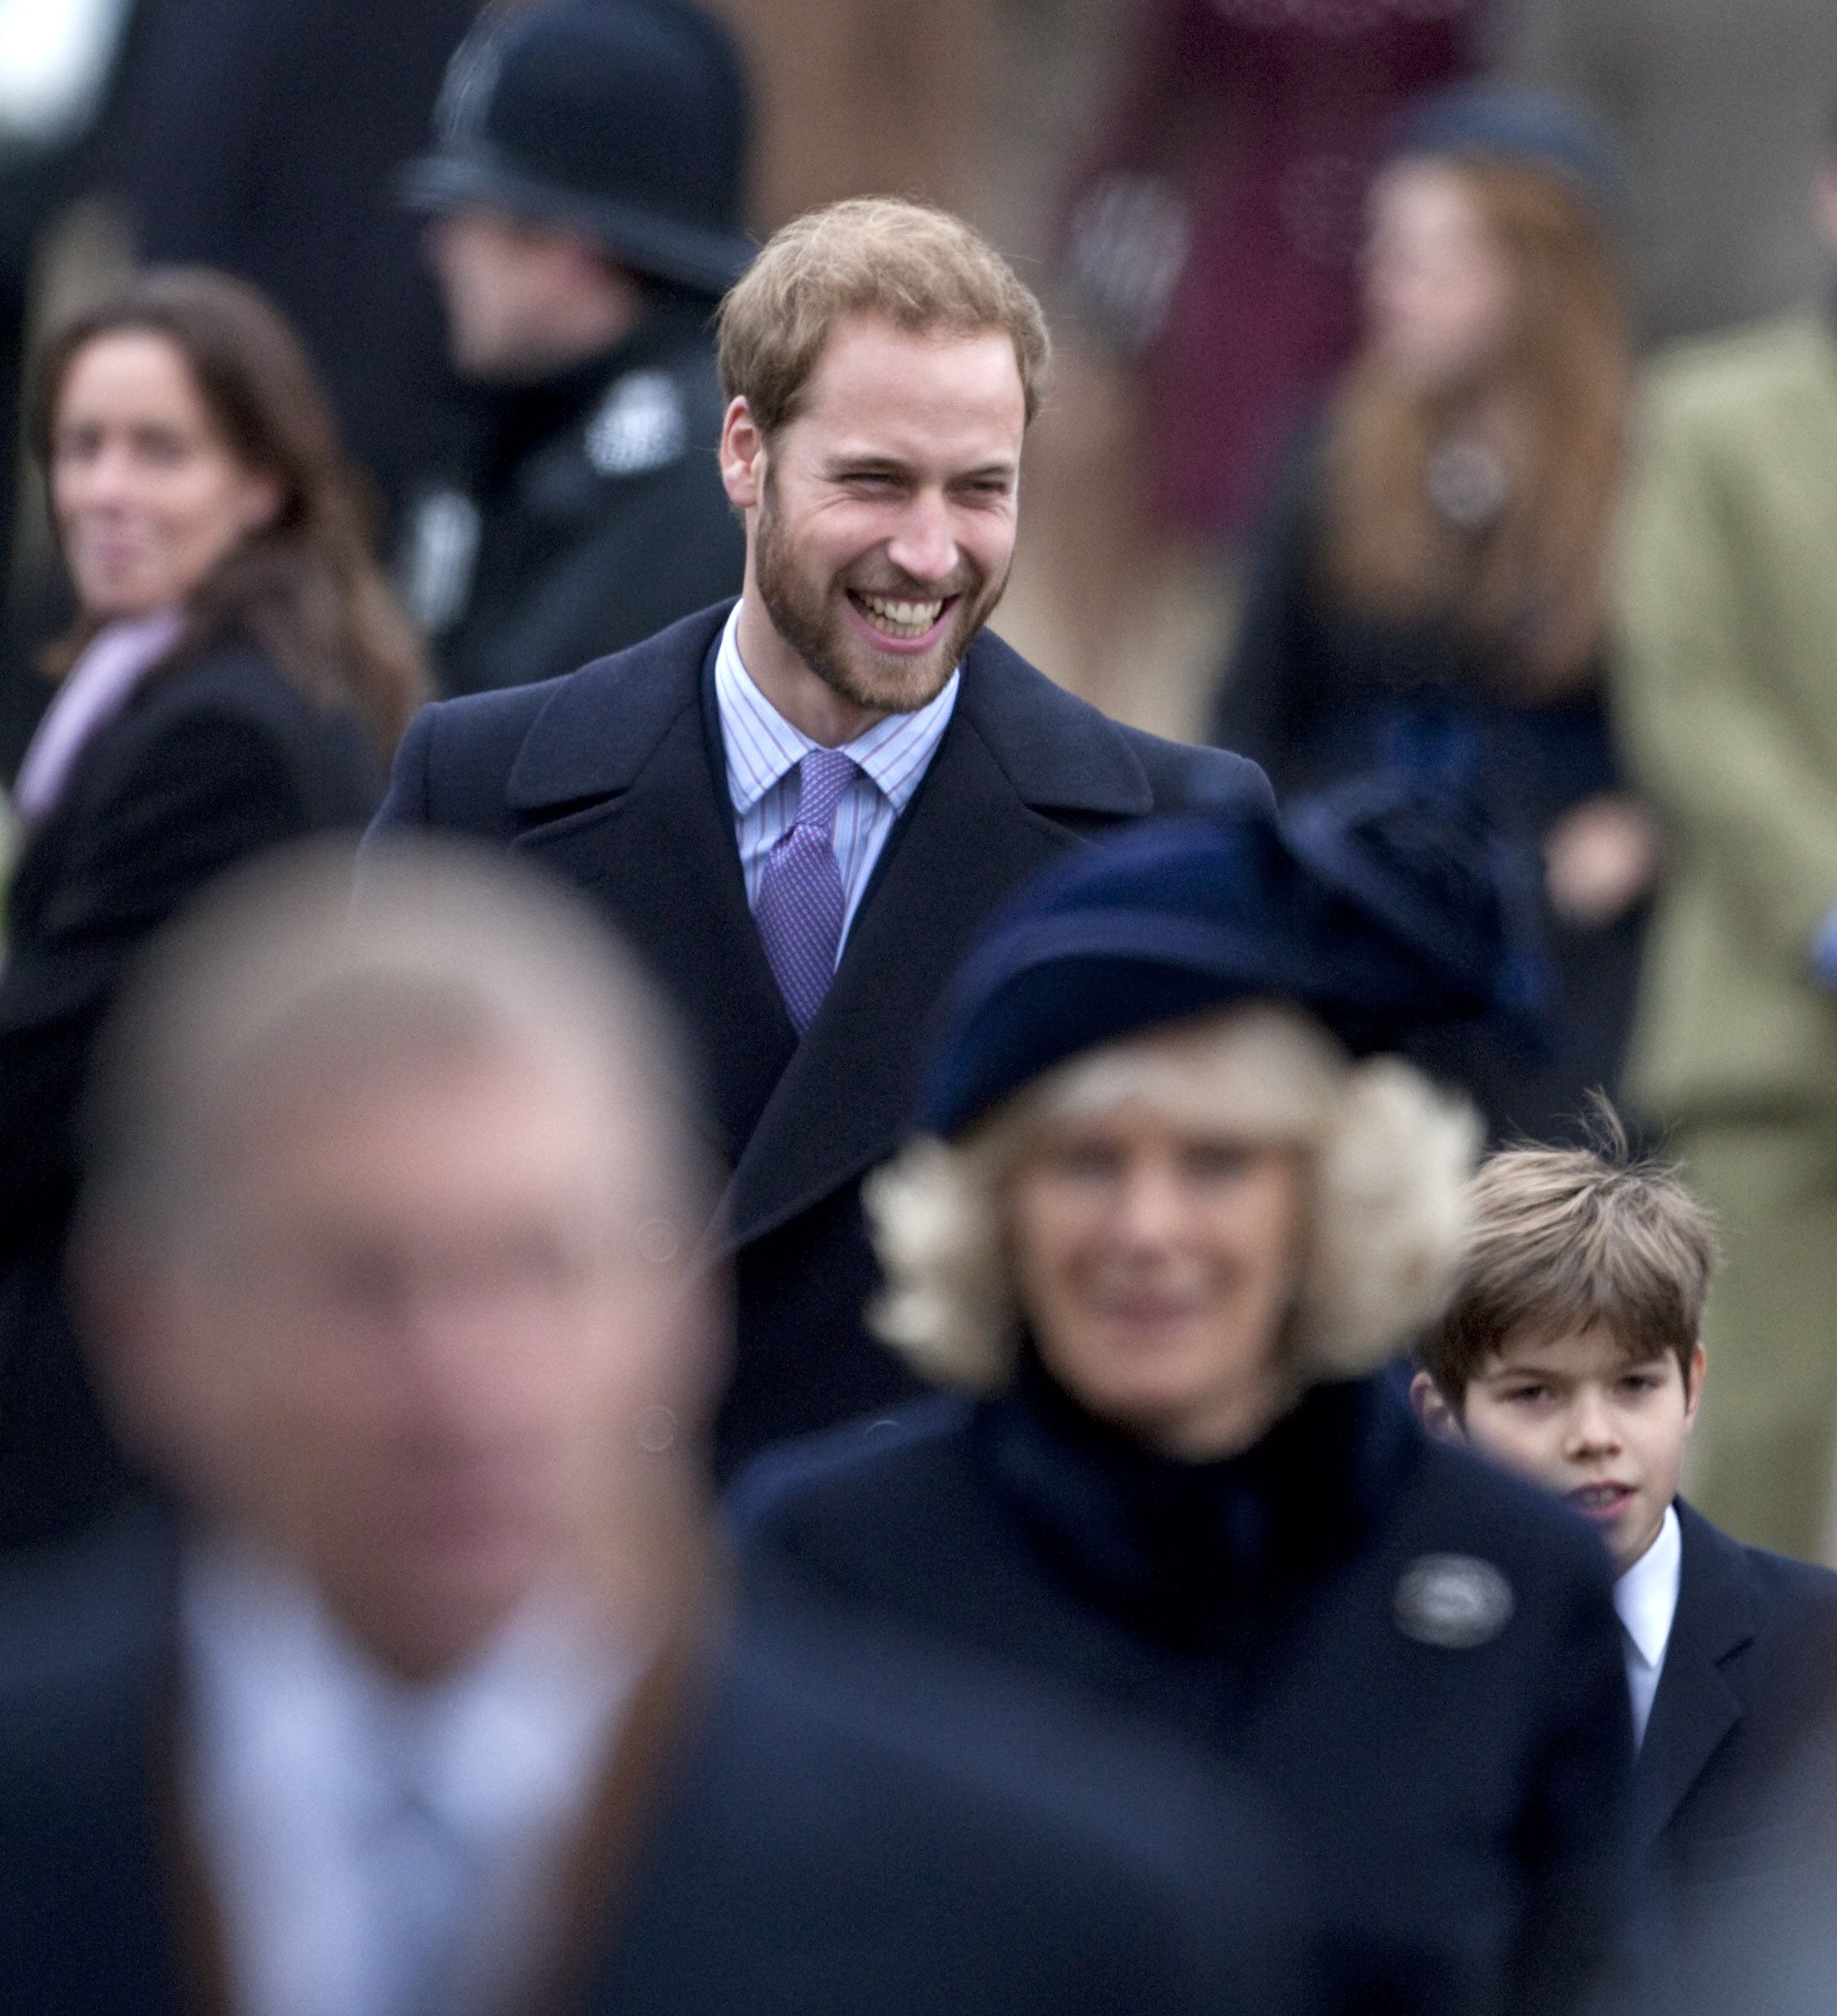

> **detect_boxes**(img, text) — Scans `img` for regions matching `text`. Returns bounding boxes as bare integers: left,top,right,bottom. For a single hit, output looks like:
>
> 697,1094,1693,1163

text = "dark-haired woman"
0,267,427,1546
1212,88,1658,1141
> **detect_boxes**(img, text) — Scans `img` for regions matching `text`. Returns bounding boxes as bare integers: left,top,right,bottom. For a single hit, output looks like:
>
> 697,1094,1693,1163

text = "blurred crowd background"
0,0,1832,751
8,0,1837,1553
10,4,1837,2009
1,5,1836,1549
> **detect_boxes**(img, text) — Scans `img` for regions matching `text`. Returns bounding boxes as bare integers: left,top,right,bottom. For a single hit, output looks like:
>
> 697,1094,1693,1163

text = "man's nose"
884,491,958,585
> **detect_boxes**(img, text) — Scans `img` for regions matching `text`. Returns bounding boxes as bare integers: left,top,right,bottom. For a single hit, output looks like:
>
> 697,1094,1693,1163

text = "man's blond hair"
716,197,1051,434
1420,1114,1720,1407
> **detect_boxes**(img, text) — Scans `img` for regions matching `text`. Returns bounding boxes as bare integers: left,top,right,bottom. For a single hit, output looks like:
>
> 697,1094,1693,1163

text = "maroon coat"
1062,0,1484,538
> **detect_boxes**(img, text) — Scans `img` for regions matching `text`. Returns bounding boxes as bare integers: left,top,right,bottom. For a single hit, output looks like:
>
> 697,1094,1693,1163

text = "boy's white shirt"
1614,1503,1682,1748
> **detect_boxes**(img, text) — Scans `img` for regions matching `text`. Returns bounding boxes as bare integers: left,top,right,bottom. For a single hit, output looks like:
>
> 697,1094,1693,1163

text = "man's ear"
1409,1367,1464,1443
718,396,765,512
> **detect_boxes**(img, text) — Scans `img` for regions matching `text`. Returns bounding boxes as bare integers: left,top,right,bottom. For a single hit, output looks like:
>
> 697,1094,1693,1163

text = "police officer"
399,0,751,695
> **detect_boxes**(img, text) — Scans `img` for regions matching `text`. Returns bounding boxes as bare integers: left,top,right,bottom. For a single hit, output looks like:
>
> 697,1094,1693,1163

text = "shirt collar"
1613,1501,1682,1670
180,1532,640,1856
714,600,959,817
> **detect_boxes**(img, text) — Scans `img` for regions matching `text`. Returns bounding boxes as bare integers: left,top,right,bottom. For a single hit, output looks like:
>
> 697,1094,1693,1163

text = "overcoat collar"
508,608,794,1172
1632,1500,1756,1847
502,602,1158,819
504,601,1159,1247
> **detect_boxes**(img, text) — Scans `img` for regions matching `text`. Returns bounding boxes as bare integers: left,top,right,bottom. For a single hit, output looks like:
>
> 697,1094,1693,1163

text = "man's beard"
753,476,1009,716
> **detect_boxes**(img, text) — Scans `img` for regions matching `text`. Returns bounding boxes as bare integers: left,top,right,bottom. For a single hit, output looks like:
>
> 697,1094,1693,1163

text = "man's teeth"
856,591,943,638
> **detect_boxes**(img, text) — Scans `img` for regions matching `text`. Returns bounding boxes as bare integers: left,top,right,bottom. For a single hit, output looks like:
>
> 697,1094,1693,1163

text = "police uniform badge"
586,370,687,478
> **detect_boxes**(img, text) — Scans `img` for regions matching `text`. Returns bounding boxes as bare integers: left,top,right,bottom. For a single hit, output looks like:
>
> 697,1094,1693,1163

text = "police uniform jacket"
368,603,1274,1475
412,303,744,697
733,1362,1636,2016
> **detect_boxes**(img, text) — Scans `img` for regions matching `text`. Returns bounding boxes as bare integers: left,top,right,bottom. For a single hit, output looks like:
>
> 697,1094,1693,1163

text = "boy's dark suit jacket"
1622,1502,1837,2014
1638,1500,1837,1891
367,602,1274,1473
0,1516,1306,2015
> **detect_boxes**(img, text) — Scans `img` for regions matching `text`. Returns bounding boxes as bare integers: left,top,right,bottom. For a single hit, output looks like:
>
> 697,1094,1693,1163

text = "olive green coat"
1618,314,1837,1123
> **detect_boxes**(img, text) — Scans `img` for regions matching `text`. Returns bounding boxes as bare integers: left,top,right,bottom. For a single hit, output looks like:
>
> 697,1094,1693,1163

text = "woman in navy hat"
1209,83,1659,1146
734,799,1633,2016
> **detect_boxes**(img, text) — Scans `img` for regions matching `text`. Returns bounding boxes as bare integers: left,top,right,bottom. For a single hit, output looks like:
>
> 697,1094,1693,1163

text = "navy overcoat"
735,1370,1636,2016
0,1514,1308,2014
367,602,1273,1473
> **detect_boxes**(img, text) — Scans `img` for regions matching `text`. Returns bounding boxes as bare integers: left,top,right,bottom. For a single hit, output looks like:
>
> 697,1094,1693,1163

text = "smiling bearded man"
367,195,1274,1479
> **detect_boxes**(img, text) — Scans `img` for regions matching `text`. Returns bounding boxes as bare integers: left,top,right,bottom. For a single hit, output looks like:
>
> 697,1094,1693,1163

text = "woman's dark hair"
29,267,427,753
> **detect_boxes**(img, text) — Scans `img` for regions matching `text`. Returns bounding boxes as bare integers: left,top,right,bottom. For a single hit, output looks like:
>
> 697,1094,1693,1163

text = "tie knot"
794,749,856,833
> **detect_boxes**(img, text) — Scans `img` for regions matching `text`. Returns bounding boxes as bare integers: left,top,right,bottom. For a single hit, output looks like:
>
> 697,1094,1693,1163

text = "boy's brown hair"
715,196,1051,437
1420,1113,1721,1408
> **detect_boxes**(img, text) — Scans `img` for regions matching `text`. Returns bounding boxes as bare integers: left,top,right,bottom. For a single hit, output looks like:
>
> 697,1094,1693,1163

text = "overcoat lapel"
504,615,795,1167
499,612,1159,1254
1632,1505,1754,1847
716,637,1156,1258
534,1600,718,2016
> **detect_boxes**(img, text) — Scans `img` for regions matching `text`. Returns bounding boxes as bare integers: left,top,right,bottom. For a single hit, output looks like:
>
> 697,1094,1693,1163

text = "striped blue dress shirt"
714,603,959,957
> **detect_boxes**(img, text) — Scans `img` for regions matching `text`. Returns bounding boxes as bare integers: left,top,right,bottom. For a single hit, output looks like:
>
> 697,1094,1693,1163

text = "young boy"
1412,1129,1837,1906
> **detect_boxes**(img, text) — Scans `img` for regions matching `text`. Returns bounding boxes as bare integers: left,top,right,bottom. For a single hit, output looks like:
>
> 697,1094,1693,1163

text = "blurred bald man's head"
77,839,722,1678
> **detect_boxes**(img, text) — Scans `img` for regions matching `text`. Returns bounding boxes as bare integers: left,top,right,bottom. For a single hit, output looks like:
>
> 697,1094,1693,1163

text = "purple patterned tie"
755,749,857,1034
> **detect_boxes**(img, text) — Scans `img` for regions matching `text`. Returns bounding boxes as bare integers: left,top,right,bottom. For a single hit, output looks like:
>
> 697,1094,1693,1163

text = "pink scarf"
11,609,184,828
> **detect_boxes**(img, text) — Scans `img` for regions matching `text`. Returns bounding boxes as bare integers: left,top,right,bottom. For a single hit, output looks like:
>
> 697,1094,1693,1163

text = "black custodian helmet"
401,0,754,297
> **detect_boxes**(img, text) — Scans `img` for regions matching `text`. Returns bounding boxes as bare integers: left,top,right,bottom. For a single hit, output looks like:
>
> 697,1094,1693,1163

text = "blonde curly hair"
866,1003,1481,1393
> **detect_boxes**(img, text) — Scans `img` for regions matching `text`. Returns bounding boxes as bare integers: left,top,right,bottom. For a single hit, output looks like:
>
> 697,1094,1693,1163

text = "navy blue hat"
918,783,1549,1139
401,0,753,298
1385,82,1624,219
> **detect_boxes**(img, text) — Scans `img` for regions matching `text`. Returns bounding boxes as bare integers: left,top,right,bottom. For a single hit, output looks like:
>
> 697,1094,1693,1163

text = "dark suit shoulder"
728,1396,983,1540
1122,724,1277,817
135,633,335,722
1676,1500,1837,1663
0,1512,174,1700
84,637,380,808
597,1594,1304,2014
958,629,1273,820
733,1387,1620,1644
376,601,728,837
1727,1533,1837,1628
